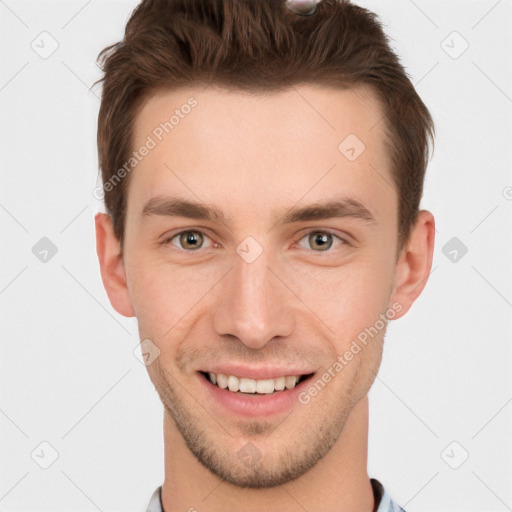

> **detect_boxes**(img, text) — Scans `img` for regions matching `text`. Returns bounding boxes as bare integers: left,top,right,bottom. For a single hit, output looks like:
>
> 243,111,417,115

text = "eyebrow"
141,195,376,227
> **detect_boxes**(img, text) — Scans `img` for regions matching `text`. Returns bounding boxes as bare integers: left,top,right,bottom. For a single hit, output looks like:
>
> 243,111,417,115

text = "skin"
95,84,435,512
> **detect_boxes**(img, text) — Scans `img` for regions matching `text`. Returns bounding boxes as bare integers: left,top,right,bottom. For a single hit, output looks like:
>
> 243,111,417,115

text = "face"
118,84,407,488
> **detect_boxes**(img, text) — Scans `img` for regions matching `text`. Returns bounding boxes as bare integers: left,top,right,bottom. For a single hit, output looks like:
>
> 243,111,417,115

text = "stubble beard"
151,361,361,489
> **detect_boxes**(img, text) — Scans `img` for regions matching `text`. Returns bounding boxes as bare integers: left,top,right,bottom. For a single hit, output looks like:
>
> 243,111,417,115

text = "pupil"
182,231,202,249
311,232,332,251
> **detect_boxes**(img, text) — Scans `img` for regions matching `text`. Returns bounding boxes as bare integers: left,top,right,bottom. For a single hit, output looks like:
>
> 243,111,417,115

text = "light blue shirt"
145,478,406,511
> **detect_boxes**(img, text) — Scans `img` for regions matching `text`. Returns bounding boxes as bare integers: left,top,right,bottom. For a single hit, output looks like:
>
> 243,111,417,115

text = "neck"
160,395,374,512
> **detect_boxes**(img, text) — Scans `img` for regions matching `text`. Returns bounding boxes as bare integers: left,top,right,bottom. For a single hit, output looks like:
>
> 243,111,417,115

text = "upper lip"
199,364,315,380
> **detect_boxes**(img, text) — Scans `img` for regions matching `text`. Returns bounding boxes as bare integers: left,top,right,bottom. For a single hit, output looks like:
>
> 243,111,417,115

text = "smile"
197,369,316,417
201,371,313,395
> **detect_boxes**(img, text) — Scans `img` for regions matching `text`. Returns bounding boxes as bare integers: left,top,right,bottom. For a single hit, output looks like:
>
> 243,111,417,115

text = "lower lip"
197,372,314,418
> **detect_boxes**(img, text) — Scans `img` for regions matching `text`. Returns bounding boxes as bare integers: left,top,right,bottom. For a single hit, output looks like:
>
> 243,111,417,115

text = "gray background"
1,0,511,510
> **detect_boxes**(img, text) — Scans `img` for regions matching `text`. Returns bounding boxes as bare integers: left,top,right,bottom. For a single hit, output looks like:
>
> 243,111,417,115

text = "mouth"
198,371,315,396
196,365,318,417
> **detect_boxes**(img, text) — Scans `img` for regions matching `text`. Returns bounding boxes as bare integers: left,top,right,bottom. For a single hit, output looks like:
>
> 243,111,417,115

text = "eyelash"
161,229,350,253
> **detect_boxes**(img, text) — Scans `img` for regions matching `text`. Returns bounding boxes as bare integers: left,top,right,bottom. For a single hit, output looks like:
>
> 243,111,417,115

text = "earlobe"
389,210,435,319
94,212,136,318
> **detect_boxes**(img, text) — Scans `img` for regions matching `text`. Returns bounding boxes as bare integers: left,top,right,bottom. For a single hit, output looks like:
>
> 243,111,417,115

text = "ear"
389,210,435,319
94,212,135,317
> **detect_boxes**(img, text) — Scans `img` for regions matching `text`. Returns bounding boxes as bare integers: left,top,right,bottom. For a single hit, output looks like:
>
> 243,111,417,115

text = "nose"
213,247,295,350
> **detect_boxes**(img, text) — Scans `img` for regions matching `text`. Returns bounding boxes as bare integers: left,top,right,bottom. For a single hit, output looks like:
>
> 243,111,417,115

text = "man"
93,0,435,510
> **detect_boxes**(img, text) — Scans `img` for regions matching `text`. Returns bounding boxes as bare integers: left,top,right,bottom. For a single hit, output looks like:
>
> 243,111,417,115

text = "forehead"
132,83,387,153
127,83,394,222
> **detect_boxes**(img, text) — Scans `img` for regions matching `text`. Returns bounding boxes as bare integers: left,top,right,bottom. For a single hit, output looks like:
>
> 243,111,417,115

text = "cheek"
285,254,394,345
126,254,222,340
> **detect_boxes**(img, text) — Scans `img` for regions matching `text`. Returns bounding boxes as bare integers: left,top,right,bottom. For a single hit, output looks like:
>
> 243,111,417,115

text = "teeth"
207,372,302,394
227,375,239,392
285,376,298,389
274,376,286,391
239,377,256,393
256,379,275,394
216,373,228,389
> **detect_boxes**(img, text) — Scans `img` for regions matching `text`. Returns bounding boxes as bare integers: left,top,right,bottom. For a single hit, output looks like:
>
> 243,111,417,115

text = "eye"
161,229,349,253
163,230,214,251
295,230,348,252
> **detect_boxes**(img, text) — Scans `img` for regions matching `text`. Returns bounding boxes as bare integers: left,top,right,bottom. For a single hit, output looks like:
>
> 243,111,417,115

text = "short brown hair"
94,0,434,251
